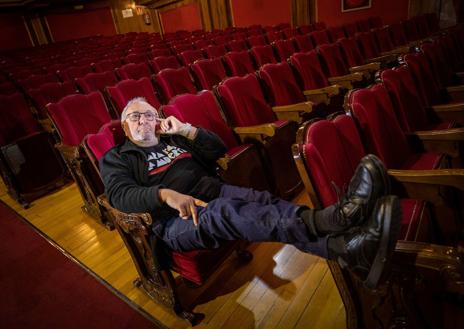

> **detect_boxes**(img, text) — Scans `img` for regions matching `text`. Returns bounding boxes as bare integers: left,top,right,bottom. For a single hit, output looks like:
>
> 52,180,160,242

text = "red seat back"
47,92,112,146
155,67,197,103
343,22,358,37
328,26,346,42
369,16,383,29
85,120,124,161
289,51,330,90
223,51,255,77
178,49,204,66
149,56,181,73
337,37,365,68
190,58,227,90
116,62,152,80
388,23,408,47
58,65,93,82
76,71,118,94
92,58,122,73
250,45,277,67
373,27,395,52
310,30,330,46
164,91,239,149
273,39,296,62
217,74,276,127
380,66,429,132
226,39,248,52
347,84,411,168
355,31,379,59
259,62,305,106
402,19,420,41
357,19,371,32
300,115,365,207
317,43,349,77
203,45,227,59
292,34,314,52
18,73,59,90
246,35,267,48
123,53,148,64
403,52,441,106
28,81,77,118
0,93,41,145
106,77,161,115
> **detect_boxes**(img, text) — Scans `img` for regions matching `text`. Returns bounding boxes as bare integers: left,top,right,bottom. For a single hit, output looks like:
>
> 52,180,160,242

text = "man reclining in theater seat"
100,97,402,289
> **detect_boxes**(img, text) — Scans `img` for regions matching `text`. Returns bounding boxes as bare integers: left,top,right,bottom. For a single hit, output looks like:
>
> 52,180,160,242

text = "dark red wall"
318,0,409,27
231,0,292,27
47,7,116,42
160,3,202,33
0,13,33,51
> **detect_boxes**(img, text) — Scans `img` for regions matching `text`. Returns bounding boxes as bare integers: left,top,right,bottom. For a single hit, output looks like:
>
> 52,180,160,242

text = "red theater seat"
292,34,314,52
47,92,112,228
91,58,122,72
27,81,77,119
0,93,67,206
250,45,277,67
106,77,161,116
155,67,198,103
116,62,152,80
190,58,227,90
178,49,204,66
76,71,118,94
149,55,181,73
309,30,330,46
223,51,256,77
217,74,302,199
164,90,270,191
203,44,227,59
272,39,296,62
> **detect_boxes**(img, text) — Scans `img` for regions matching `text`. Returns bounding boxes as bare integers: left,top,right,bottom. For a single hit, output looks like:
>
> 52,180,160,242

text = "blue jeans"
155,184,328,258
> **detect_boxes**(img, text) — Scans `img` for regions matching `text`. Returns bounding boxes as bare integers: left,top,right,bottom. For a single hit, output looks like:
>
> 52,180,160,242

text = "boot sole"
364,195,402,289
364,154,391,198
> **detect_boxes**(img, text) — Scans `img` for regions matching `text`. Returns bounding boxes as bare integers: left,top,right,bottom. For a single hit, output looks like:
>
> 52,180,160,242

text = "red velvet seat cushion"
400,152,444,170
170,241,239,285
223,51,256,77
190,58,227,90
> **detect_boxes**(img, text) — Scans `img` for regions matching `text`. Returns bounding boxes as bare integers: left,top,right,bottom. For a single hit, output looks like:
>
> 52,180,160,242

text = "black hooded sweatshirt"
99,128,227,222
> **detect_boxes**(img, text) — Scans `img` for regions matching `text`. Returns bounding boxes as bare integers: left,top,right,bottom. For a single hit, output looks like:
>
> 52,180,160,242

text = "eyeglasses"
126,111,158,122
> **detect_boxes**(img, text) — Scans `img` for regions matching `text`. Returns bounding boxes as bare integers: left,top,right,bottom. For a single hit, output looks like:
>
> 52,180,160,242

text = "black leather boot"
307,154,390,236
328,195,402,289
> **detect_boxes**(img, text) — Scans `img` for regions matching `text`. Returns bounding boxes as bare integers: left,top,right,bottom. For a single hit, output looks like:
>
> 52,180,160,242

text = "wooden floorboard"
1,181,346,329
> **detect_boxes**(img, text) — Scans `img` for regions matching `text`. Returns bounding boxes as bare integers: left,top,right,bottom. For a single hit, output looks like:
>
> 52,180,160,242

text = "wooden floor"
1,182,346,329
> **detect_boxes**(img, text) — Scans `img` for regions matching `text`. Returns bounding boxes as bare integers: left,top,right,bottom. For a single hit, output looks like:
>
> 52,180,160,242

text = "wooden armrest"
217,156,231,171
431,102,464,112
55,143,80,161
328,72,364,82
302,85,341,105
233,124,276,138
349,62,381,73
328,73,363,90
365,53,397,64
387,168,464,191
380,46,410,56
272,101,314,123
272,101,313,113
394,241,464,295
409,128,464,141
446,85,464,93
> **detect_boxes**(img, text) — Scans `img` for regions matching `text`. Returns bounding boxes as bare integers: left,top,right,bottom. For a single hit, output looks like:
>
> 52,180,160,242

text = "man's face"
123,102,160,147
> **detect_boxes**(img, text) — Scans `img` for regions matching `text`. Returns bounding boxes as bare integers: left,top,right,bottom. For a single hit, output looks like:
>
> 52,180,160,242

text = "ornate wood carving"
98,196,198,324
56,143,114,229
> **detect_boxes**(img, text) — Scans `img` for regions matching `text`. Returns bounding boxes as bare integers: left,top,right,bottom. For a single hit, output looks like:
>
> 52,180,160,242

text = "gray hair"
120,97,156,122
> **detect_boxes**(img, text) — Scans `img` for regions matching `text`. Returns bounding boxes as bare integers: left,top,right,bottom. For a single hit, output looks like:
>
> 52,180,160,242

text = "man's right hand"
159,188,207,226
